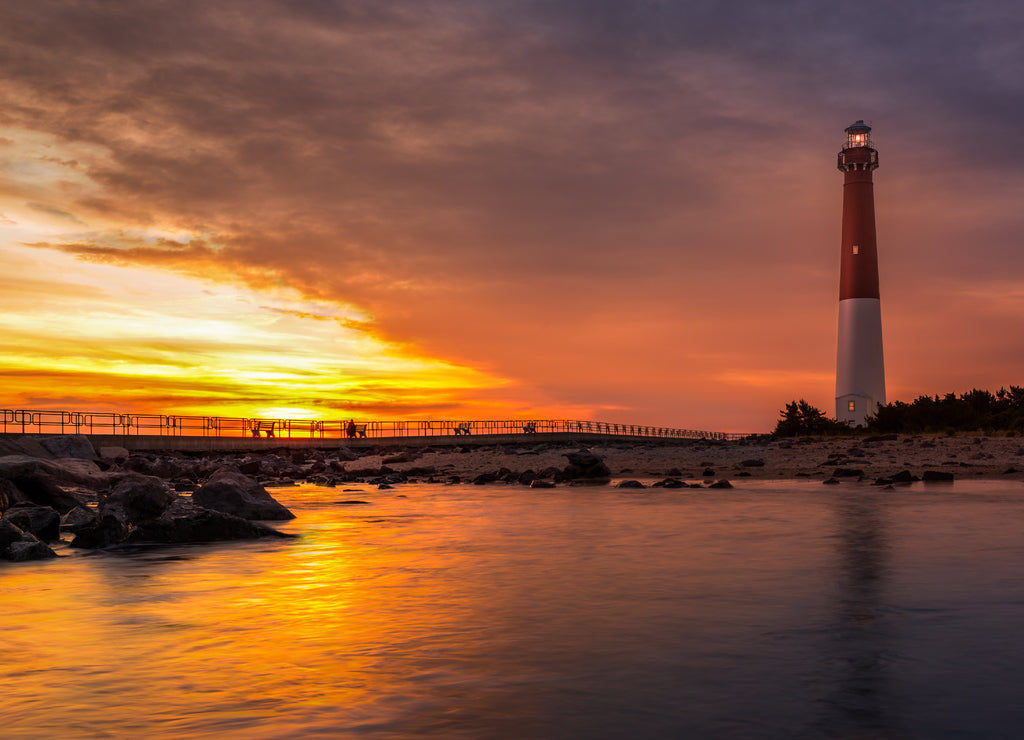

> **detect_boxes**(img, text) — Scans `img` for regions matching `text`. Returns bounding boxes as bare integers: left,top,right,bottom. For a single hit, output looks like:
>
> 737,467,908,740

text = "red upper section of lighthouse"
838,121,881,301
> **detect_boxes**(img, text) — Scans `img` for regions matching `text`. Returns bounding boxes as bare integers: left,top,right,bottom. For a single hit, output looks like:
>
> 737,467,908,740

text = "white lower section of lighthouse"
835,297,886,426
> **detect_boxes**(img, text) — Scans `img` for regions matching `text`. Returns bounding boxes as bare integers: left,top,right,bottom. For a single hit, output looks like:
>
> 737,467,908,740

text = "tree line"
775,386,1024,436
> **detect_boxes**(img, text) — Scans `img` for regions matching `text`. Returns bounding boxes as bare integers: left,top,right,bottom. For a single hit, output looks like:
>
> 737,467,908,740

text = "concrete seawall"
3,432,701,454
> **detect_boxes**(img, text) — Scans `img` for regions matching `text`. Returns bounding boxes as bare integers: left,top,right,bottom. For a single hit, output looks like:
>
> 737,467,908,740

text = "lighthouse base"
835,297,885,426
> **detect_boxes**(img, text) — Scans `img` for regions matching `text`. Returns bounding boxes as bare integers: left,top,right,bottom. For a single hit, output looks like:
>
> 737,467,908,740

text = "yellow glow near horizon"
0,242,507,419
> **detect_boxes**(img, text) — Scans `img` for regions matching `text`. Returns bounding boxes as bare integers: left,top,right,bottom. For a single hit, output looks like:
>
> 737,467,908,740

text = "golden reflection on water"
3,480,1024,739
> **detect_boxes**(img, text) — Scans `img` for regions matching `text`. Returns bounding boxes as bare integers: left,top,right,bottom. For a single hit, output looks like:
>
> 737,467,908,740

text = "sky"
2,0,1023,432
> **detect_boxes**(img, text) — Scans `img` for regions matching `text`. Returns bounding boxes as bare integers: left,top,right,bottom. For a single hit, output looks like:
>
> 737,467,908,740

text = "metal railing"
0,409,749,441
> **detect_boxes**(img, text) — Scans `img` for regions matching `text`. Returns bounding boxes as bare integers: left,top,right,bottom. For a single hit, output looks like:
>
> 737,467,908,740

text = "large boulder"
0,478,32,513
37,435,97,460
2,470,86,514
101,476,178,526
121,499,292,545
3,506,61,542
0,518,57,561
192,469,295,520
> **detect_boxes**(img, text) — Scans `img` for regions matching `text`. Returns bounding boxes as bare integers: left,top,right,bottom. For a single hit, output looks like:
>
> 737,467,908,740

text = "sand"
352,434,1024,485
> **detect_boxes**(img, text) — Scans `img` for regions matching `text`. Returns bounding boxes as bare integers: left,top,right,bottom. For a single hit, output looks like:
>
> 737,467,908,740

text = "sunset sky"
2,1,1023,432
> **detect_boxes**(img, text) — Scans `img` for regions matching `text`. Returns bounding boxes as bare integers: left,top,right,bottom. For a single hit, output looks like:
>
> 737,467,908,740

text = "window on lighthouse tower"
848,401,856,412
852,245,859,255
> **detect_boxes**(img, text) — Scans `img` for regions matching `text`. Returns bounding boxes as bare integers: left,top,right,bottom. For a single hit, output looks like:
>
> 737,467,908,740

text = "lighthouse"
835,120,885,426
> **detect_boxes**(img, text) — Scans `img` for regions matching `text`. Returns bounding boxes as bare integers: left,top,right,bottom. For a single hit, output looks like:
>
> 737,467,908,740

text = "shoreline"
329,433,1024,485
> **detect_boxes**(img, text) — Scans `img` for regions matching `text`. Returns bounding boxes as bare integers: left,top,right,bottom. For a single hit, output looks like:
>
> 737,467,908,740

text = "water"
4,480,1024,739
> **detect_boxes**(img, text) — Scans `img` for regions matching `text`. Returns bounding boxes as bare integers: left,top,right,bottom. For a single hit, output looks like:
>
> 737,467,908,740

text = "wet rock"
101,476,177,525
822,478,840,485
0,519,57,561
3,506,61,542
702,467,716,477
922,470,955,482
666,468,683,477
653,478,688,488
708,479,733,489
530,480,556,489
538,467,562,479
616,480,645,489
891,470,919,483
832,468,864,478
69,514,128,549
739,459,765,468
121,499,292,546
191,469,295,520
517,469,538,486
472,471,499,485
61,506,98,534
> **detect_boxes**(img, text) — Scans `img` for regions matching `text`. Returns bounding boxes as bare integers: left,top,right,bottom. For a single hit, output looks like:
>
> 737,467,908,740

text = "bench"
346,423,367,439
251,420,275,438
523,422,537,434
453,422,472,436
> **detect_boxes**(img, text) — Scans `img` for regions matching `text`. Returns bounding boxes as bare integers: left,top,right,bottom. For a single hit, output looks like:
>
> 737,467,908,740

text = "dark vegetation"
775,387,1024,436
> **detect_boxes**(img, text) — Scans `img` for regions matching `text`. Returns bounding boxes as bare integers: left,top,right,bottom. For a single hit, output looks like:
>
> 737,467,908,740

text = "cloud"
2,1,1024,429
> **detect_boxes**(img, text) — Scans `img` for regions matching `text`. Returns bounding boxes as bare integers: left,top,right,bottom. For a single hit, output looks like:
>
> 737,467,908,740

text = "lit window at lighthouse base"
852,245,859,255
848,401,856,412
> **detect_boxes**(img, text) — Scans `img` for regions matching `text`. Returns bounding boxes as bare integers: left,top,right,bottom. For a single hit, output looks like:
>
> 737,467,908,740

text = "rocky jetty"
0,437,296,561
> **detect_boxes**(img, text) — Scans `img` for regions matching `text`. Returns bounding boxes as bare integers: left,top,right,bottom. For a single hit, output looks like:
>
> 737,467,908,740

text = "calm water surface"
4,480,1024,739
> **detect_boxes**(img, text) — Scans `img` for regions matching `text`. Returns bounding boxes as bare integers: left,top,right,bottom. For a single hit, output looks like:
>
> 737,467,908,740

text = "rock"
336,447,362,462
530,480,556,489
708,479,733,489
3,506,61,542
616,480,645,489
739,459,765,467
0,478,32,512
666,467,683,477
564,449,603,469
702,468,716,477
237,459,262,476
516,469,538,485
922,470,955,482
891,470,918,483
121,499,292,546
4,470,85,514
832,468,864,478
61,506,98,533
37,435,96,460
69,514,128,549
191,469,295,520
822,478,840,485
99,446,130,460
656,478,687,488
101,476,178,525
472,472,500,485
0,518,58,561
